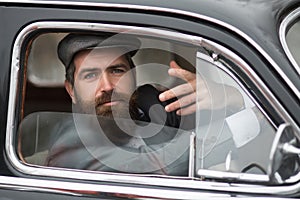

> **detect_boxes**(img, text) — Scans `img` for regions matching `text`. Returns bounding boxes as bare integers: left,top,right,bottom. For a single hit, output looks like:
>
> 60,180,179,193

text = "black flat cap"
57,32,141,70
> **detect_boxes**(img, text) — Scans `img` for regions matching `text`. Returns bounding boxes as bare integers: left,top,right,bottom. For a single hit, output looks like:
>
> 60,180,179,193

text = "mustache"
95,91,131,106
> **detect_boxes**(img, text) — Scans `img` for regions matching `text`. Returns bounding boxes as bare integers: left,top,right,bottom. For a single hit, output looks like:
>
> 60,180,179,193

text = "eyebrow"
106,63,130,71
78,63,130,77
78,68,100,78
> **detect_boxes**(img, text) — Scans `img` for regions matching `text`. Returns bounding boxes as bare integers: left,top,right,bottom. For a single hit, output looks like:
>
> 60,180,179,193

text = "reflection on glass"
20,31,277,180
19,112,193,176
195,56,276,175
286,20,300,67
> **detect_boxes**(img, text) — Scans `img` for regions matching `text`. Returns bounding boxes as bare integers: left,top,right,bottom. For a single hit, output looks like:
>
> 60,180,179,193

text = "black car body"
0,0,299,199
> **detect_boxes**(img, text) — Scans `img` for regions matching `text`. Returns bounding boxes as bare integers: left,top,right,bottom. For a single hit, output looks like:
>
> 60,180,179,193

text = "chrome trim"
0,174,297,199
6,21,300,197
197,169,269,182
0,176,230,199
0,182,80,196
279,7,300,76
188,132,196,178
1,0,299,99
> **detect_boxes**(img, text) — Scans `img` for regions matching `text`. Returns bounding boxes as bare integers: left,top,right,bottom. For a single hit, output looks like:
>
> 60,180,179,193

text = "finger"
168,68,195,82
159,82,195,102
169,60,182,69
168,61,196,82
176,103,197,116
177,97,214,115
164,93,197,112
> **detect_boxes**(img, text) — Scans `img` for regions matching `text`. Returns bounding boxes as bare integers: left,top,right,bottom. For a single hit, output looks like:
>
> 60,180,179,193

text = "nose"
96,73,114,95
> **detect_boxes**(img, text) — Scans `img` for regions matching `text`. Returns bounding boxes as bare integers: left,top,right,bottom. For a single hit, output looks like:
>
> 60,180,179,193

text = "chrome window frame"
6,21,300,197
279,7,300,76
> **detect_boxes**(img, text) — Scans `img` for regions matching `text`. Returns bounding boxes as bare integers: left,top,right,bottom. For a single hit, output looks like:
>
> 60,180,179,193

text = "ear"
65,80,77,104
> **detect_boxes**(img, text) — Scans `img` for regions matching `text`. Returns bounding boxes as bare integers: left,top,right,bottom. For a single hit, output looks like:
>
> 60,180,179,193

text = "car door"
1,1,299,199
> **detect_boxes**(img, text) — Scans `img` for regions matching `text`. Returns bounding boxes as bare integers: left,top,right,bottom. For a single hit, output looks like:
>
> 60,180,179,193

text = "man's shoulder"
47,114,78,147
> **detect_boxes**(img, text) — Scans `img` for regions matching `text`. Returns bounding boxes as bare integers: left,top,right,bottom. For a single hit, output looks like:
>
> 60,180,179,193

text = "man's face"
65,48,137,119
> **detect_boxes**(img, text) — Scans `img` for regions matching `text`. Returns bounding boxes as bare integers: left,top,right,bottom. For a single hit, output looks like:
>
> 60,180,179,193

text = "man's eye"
84,72,98,80
111,68,126,74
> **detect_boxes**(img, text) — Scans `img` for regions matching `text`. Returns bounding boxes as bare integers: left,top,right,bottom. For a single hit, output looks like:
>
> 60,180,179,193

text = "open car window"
20,31,199,176
14,24,279,184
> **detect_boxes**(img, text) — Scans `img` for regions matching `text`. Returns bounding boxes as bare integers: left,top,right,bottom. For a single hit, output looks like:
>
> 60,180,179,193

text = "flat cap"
57,32,141,70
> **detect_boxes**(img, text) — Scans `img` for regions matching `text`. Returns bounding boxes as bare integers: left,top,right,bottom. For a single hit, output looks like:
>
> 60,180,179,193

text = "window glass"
195,53,276,176
286,19,300,67
20,31,195,176
18,30,276,180
27,33,66,87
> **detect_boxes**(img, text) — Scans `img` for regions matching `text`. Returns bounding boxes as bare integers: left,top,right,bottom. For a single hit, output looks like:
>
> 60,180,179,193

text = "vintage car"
0,0,299,199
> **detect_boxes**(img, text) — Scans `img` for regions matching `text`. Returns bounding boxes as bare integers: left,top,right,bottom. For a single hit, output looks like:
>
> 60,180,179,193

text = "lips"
100,100,121,106
96,93,112,106
98,100,111,106
97,98,124,107
95,91,129,108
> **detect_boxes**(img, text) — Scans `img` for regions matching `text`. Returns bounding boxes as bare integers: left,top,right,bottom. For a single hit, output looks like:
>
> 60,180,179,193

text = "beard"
73,89,140,121
72,90,140,145
73,91,139,145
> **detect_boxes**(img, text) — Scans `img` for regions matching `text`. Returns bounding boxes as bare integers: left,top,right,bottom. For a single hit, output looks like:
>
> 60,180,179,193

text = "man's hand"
158,61,244,116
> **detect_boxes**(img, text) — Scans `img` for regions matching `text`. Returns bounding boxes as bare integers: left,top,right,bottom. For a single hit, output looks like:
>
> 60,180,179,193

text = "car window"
15,26,277,182
195,52,276,177
286,19,300,68
287,19,300,61
281,10,300,75
20,31,197,176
